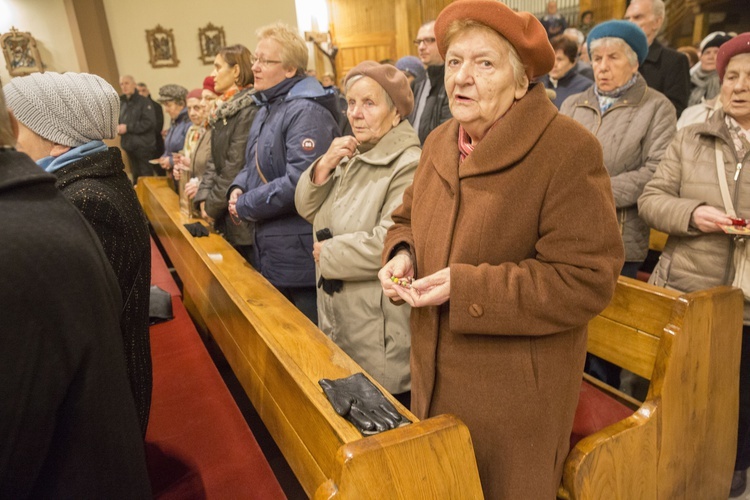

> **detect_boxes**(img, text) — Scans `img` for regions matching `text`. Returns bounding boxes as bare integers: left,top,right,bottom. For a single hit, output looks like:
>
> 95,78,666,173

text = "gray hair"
564,28,585,47
344,74,396,112
589,37,639,69
651,0,665,19
0,79,15,147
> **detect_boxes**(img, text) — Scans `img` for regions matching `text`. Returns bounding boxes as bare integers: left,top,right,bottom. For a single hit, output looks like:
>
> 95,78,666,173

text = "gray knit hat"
3,72,119,147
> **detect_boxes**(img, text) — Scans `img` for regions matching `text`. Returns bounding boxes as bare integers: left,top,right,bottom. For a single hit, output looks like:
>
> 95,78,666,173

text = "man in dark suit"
625,0,689,117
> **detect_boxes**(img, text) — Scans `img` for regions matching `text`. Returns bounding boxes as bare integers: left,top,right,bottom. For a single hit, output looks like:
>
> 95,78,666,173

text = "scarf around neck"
594,74,637,114
37,140,108,173
689,65,721,106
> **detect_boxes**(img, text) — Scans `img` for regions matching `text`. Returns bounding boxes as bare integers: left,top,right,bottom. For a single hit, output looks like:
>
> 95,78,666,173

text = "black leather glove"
317,275,343,294
315,227,343,295
184,222,209,237
148,285,173,325
319,373,409,435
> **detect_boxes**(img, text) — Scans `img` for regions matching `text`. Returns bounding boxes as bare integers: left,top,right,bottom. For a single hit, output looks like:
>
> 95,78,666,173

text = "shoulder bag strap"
715,139,737,218
255,147,268,185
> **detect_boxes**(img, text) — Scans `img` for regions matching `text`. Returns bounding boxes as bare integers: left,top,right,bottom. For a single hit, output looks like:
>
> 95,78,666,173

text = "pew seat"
560,277,744,499
144,238,285,499
137,177,483,499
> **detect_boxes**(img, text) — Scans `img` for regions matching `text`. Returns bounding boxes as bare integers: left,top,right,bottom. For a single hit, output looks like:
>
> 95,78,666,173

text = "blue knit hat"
587,20,649,65
395,56,425,82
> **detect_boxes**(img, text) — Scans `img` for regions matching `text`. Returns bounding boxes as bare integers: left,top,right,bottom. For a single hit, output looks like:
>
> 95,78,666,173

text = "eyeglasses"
251,56,283,67
413,37,436,47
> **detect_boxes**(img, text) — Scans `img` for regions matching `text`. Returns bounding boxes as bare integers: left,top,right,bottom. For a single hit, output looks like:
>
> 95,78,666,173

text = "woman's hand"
158,156,172,171
379,251,415,301
691,206,735,233
228,188,243,218
313,136,359,184
184,178,200,199
313,241,325,263
394,267,451,308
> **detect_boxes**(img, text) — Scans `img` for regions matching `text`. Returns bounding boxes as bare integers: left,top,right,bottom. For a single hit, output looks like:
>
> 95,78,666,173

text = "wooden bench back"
137,178,484,499
587,278,679,381
564,276,743,499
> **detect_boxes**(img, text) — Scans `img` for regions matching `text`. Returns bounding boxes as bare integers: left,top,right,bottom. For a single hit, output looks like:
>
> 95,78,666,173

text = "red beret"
187,88,202,100
434,0,554,80
344,61,414,117
717,32,750,82
202,75,217,95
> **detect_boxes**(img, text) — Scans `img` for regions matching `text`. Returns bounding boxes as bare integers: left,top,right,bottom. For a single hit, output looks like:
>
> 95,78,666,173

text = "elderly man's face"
119,77,136,96
416,24,442,67
721,53,750,129
16,122,53,161
445,28,527,143
624,0,662,45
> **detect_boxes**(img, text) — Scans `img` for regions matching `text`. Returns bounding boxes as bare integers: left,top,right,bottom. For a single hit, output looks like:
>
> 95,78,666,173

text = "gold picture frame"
198,23,226,65
1,27,44,77
146,25,180,68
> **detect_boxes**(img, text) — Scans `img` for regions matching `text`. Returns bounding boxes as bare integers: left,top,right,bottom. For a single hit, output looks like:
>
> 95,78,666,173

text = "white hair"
589,37,639,68
651,0,665,19
344,74,395,112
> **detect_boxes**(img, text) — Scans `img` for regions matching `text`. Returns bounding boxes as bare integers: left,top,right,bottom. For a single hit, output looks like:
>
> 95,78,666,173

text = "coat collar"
0,149,56,193
645,39,663,64
53,148,125,190
351,120,420,167
567,73,648,113
427,83,558,184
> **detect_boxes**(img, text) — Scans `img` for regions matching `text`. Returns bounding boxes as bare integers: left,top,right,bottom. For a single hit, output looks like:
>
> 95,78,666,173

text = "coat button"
469,304,483,317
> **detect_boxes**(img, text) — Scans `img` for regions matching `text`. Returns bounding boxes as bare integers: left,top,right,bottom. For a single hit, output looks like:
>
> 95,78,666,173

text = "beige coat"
383,85,624,499
638,110,750,323
295,120,420,393
560,74,676,262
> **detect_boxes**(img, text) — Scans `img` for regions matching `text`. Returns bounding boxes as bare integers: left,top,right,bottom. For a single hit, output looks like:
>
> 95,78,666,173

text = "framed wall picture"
1,27,44,77
146,25,180,68
198,23,226,65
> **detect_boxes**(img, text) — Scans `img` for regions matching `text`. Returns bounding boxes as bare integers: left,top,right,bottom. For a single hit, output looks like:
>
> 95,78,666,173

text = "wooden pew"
561,277,743,499
136,178,483,499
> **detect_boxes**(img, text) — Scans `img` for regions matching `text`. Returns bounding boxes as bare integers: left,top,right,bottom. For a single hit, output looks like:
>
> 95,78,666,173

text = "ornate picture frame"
146,25,180,68
1,27,44,77
198,23,226,65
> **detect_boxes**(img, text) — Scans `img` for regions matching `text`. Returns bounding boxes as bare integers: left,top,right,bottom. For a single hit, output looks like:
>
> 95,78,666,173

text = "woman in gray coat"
638,34,750,497
295,62,419,401
561,21,676,277
560,20,676,387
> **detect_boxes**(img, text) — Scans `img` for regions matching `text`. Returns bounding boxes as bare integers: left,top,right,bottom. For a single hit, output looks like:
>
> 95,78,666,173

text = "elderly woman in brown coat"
378,1,624,497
